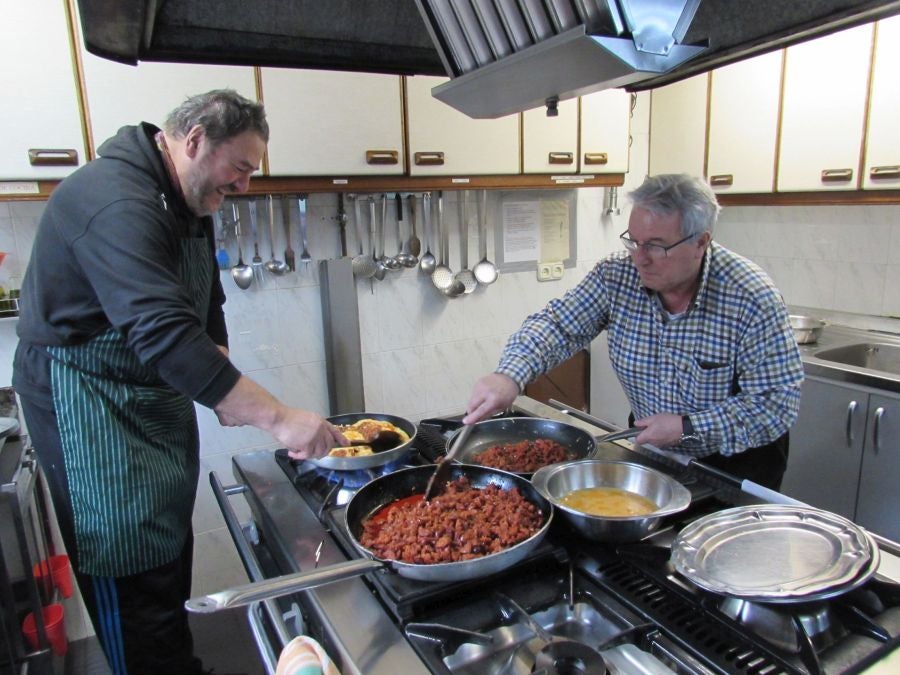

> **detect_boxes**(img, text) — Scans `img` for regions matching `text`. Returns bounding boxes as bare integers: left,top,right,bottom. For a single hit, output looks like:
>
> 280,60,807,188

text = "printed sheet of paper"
539,200,569,262
502,201,540,263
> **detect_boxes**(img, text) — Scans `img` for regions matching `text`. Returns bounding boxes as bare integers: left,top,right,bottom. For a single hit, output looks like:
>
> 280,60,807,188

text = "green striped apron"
47,234,213,577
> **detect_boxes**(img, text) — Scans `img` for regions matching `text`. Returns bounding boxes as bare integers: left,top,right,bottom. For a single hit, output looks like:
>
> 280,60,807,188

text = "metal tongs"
423,424,475,501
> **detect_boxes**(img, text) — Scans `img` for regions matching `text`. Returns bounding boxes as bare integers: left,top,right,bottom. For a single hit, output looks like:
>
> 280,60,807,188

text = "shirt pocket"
671,351,734,410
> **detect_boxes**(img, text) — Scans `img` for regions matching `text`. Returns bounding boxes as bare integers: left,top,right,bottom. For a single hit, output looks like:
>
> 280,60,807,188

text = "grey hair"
628,174,721,238
164,89,269,146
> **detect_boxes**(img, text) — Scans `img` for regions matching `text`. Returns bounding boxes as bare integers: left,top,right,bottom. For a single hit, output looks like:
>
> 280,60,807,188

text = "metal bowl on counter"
789,314,825,344
531,460,691,542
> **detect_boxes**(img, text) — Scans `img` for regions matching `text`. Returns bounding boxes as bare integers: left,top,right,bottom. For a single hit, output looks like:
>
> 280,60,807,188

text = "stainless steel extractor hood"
76,0,900,117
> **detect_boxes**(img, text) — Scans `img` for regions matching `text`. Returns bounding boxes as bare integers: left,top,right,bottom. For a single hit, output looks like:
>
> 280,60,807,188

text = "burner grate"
586,559,790,675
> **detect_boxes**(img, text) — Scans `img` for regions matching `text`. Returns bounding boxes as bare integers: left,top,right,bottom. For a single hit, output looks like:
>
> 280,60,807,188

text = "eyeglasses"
619,230,696,259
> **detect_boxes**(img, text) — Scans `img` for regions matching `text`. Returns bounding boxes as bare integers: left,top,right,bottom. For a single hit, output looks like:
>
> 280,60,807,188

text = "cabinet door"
781,377,866,520
79,48,257,159
777,24,873,192
580,89,631,174
856,393,900,541
0,0,86,179
262,68,404,176
406,76,519,176
707,51,782,194
648,74,708,177
522,99,578,174
862,15,900,190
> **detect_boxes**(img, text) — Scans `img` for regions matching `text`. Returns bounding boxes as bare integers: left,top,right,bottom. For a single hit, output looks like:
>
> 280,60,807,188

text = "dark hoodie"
14,123,241,408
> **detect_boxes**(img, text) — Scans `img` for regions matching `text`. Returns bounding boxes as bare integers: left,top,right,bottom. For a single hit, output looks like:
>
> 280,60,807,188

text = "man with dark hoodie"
13,90,347,674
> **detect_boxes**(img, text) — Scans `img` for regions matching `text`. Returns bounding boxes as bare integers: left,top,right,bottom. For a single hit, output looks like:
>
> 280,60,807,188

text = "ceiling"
76,0,900,93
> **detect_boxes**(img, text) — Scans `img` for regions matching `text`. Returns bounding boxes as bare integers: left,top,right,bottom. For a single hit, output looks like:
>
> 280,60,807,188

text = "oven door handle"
209,470,295,675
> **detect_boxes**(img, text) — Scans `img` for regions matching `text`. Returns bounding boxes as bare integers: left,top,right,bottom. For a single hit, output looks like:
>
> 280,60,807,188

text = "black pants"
18,390,204,675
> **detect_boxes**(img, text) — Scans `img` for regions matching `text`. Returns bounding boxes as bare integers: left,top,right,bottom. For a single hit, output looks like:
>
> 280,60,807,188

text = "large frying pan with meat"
185,464,554,612
443,417,601,477
308,412,418,471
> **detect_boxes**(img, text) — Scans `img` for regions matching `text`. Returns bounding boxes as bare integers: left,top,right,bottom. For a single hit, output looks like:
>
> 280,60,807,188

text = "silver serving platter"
671,505,876,601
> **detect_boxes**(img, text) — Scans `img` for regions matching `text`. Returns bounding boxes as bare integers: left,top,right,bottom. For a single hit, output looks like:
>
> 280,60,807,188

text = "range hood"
77,0,900,118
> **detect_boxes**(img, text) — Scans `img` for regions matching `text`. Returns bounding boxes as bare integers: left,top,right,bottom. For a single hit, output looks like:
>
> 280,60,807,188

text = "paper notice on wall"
540,200,569,262
502,201,540,263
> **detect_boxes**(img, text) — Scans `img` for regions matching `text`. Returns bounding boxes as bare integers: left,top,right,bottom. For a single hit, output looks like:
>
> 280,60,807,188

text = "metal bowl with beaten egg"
531,460,691,542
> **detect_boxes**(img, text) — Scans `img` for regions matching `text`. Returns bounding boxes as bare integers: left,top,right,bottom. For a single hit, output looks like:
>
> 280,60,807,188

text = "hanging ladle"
473,189,499,285
229,202,253,290
419,193,437,274
264,195,289,276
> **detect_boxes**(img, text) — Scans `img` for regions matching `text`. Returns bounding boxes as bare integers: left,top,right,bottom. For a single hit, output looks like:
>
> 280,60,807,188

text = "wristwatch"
681,414,703,445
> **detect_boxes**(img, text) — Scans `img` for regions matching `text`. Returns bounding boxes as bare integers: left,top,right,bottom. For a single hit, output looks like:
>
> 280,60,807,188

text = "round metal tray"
671,505,876,601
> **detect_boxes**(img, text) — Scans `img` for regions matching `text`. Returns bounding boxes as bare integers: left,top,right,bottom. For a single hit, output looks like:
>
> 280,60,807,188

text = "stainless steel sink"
814,342,900,376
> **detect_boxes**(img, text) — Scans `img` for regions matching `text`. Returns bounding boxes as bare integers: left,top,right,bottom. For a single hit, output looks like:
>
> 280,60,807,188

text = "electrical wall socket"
537,261,564,282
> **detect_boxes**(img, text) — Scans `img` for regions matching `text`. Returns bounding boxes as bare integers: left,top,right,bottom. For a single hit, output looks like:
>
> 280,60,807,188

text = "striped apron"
47,235,213,577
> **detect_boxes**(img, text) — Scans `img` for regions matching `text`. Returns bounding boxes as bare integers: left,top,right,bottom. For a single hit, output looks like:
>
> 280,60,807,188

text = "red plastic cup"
48,555,73,598
22,603,67,656
31,560,54,600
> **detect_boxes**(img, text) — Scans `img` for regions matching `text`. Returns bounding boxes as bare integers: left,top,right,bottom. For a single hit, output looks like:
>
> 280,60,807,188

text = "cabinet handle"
709,174,734,187
820,168,853,183
846,400,858,446
365,150,399,165
28,148,79,166
872,406,884,453
870,165,900,180
548,152,573,165
414,152,445,166
583,153,608,165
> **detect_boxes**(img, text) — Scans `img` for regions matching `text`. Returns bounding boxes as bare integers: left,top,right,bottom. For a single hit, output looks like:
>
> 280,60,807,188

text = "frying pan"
186,464,554,613
443,417,599,476
309,412,418,471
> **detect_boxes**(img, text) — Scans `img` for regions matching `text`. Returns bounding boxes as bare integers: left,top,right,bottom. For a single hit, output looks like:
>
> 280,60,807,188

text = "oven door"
209,471,306,675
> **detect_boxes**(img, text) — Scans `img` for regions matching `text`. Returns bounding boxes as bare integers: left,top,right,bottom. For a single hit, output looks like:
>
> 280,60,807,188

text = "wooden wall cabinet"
648,74,708,178
777,24,873,192
862,15,900,191
580,89,631,174
707,51,783,194
406,76,519,177
261,69,404,177
522,99,578,174
0,0,86,180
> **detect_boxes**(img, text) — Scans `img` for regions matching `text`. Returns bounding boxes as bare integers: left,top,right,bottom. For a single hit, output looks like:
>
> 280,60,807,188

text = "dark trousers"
18,390,204,675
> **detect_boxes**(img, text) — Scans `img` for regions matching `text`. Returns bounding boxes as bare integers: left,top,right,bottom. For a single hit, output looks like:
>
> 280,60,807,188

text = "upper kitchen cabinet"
0,0,86,180
862,15,900,190
78,44,256,158
580,89,631,174
406,76,518,176
777,24,873,192
707,51,783,194
261,68,404,176
648,74,708,178
522,99,578,174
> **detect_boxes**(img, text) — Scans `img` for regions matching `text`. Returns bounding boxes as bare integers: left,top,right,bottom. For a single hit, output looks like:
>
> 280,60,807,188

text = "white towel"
275,635,341,675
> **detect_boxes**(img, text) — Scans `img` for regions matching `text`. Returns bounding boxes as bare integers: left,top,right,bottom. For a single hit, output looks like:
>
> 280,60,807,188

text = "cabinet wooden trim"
548,152,573,165
583,152,608,165
413,151,445,166
28,149,78,166
365,150,400,165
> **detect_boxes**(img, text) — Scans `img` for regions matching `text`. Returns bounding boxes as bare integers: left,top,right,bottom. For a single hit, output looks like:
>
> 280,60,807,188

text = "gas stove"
218,398,900,675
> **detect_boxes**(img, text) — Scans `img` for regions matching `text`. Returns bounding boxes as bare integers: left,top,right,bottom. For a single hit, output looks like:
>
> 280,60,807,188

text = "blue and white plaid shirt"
497,243,804,457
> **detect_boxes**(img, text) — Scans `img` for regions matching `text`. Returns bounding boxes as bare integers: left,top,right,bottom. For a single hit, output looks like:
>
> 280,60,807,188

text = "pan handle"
185,558,384,613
